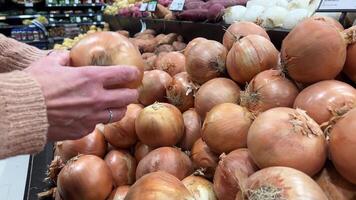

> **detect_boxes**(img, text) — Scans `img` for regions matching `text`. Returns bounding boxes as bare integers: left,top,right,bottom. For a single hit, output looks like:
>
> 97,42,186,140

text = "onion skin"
136,147,194,180
202,103,253,154
186,40,228,84
56,128,107,162
238,167,328,200
315,162,356,200
281,18,346,84
241,69,299,114
330,108,356,184
70,31,144,88
226,34,279,84
135,103,184,147
166,72,198,112
223,21,270,51
124,171,195,200
154,52,186,76
191,138,218,179
103,104,143,149
57,155,113,200
178,109,202,151
108,186,130,200
195,78,241,119
138,70,172,106
142,53,157,71
310,15,344,31
247,107,327,176
134,142,154,162
213,148,258,200
344,42,356,82
182,175,217,200
293,80,356,125
184,37,207,57
105,150,137,187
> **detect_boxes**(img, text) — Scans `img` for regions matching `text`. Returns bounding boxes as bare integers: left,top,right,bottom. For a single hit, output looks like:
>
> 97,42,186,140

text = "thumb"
47,50,71,66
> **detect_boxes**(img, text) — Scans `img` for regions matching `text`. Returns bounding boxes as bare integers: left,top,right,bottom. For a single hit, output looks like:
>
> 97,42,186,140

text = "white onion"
276,0,289,8
283,9,310,29
243,5,265,24
288,0,310,10
261,6,289,28
223,6,247,24
252,0,277,7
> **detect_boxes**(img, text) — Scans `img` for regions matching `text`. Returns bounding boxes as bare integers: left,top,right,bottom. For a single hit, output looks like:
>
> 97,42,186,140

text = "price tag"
140,2,148,11
24,0,34,7
147,1,157,12
169,0,185,11
318,0,356,11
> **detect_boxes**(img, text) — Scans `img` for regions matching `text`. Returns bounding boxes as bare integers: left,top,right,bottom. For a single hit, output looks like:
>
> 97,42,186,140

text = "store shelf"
46,3,104,8
22,40,49,44
0,14,41,20
47,13,100,18
46,21,105,27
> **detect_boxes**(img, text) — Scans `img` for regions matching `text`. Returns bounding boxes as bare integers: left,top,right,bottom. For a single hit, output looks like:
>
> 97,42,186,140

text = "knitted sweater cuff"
0,34,49,72
0,71,48,159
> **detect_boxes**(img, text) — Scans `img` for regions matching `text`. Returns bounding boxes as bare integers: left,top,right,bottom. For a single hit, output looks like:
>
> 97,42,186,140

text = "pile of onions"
226,34,279,84
135,103,184,147
293,80,356,125
182,175,217,200
55,128,107,162
138,70,172,106
213,148,258,200
136,147,193,180
70,31,144,88
104,150,137,187
185,40,228,84
237,167,328,200
184,37,207,57
103,104,143,149
191,138,219,179
154,52,186,76
315,162,356,200
280,18,348,84
178,109,202,151
202,103,253,154
223,21,270,50
134,142,154,162
57,155,113,200
195,78,240,119
108,186,130,200
125,171,195,200
166,72,199,112
142,53,157,71
330,108,356,184
247,107,327,176
240,69,299,114
344,41,356,82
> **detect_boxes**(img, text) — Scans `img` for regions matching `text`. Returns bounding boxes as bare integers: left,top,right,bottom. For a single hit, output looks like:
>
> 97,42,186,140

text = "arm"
0,34,48,73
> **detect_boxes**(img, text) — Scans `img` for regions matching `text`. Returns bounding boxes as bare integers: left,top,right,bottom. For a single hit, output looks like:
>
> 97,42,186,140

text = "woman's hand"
25,51,140,141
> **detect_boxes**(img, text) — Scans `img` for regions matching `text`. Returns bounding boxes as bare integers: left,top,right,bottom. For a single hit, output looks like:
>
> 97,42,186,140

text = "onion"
154,52,186,76
138,70,172,106
173,41,187,51
108,186,130,200
185,40,228,84
134,142,154,162
223,6,247,25
226,34,279,84
241,69,299,114
310,15,345,31
166,72,199,112
238,167,328,200
178,109,202,151
281,17,347,84
242,5,265,24
195,78,241,119
288,0,310,9
55,128,107,162
136,147,194,180
213,148,258,200
282,9,309,30
315,162,356,200
223,21,270,51
135,103,184,147
142,53,157,71
182,175,217,200
57,155,113,200
344,41,356,82
260,6,288,28
125,171,195,200
70,31,144,88
104,150,137,187
191,138,218,179
247,107,327,176
202,103,253,154
103,104,143,149
293,80,356,125
330,108,356,184
184,37,207,57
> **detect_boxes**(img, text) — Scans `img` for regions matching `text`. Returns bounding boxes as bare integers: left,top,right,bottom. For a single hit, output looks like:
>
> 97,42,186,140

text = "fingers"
47,51,70,66
95,107,128,124
100,88,139,109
